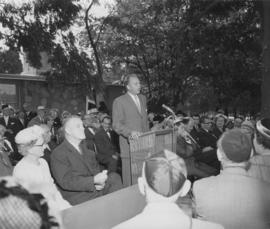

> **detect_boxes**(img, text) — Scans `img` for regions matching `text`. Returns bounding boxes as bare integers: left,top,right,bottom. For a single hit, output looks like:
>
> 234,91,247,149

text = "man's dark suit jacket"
196,128,220,170
25,111,37,127
84,127,96,152
0,117,20,152
0,117,20,139
197,128,217,149
94,127,119,172
211,126,224,140
51,139,101,205
112,93,149,158
17,118,26,131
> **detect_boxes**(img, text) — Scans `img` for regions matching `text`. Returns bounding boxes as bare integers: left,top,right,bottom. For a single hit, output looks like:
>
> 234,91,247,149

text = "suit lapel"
7,117,12,127
65,140,93,173
101,127,111,142
125,93,143,117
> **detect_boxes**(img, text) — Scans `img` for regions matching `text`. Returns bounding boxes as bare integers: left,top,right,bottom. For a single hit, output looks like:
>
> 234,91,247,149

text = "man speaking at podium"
112,74,149,187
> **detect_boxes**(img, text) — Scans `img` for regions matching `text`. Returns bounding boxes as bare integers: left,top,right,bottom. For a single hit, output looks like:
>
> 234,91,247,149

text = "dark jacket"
197,129,218,149
94,127,119,172
84,127,96,152
50,139,101,205
0,117,20,140
25,111,37,126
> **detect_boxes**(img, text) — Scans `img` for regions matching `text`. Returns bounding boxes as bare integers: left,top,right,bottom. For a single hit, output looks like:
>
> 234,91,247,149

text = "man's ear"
138,177,146,196
126,84,130,91
179,180,191,197
217,148,223,162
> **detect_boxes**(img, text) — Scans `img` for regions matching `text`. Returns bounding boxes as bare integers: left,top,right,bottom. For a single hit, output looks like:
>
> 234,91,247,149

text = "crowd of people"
0,96,270,228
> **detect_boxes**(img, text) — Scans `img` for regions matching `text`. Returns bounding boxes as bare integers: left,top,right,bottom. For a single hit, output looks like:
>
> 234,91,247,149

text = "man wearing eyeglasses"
196,116,220,170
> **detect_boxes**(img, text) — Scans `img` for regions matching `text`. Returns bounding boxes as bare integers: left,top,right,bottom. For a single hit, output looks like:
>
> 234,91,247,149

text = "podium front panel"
129,129,176,185
130,133,155,184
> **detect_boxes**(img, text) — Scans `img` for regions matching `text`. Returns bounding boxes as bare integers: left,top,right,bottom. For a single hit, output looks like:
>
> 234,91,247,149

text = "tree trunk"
261,1,270,118
85,1,104,93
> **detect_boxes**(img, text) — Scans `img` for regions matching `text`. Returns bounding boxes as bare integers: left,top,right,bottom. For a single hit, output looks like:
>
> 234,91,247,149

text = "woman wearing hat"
13,125,70,212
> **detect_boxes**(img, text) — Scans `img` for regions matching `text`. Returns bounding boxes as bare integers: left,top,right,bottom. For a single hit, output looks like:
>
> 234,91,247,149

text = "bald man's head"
64,116,86,140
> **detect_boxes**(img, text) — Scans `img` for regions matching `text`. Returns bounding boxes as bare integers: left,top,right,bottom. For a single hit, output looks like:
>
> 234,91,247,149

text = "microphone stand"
172,112,176,152
163,107,176,152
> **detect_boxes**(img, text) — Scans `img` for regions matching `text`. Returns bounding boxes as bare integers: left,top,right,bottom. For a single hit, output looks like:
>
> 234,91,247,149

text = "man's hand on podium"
129,131,141,141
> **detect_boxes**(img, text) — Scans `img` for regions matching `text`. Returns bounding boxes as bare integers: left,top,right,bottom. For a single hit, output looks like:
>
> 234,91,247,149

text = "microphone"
162,104,175,114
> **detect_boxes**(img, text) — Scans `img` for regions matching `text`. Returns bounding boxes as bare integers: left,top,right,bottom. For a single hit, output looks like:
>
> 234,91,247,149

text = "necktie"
106,130,111,139
134,95,141,113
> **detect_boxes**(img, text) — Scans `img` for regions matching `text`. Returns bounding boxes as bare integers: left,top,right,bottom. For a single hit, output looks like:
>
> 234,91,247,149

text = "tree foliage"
0,0,80,68
0,49,22,73
102,0,262,113
0,0,265,113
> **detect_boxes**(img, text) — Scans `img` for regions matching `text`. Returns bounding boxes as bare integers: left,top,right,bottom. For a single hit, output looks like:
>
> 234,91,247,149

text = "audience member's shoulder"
193,176,217,193
192,218,224,229
114,94,126,103
52,141,68,156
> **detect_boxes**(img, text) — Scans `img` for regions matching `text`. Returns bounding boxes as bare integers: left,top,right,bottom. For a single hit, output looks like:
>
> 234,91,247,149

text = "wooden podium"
129,129,176,185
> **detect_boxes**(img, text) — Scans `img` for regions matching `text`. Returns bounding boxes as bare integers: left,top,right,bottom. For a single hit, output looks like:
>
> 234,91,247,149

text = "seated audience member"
176,117,218,178
193,129,270,229
241,120,255,138
83,114,100,152
22,102,37,126
47,114,60,144
28,106,47,127
0,125,13,176
196,116,220,170
113,150,223,229
0,176,62,229
0,104,21,162
212,114,226,139
248,119,270,183
50,116,122,205
95,116,120,173
190,113,200,142
16,110,26,130
150,115,165,131
233,115,244,129
148,112,155,129
49,108,62,129
13,125,71,212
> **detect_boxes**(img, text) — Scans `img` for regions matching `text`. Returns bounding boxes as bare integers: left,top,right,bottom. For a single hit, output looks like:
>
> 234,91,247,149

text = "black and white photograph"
0,0,270,228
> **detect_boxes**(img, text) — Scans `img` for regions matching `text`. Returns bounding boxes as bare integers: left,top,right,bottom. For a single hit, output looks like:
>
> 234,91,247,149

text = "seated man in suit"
113,150,223,229
83,114,100,152
193,129,270,229
27,106,46,127
0,104,21,162
22,102,37,126
50,116,122,205
16,110,26,131
196,116,220,170
94,115,120,173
